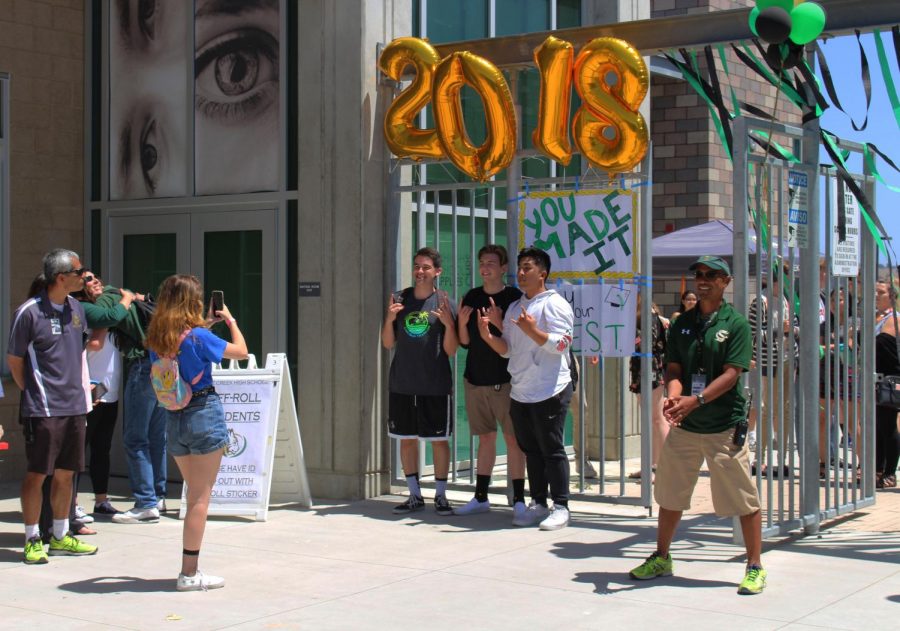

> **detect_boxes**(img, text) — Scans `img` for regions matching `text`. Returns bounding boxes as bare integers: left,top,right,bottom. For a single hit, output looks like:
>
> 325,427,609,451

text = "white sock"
435,479,447,497
25,523,39,541
52,519,68,540
406,474,421,497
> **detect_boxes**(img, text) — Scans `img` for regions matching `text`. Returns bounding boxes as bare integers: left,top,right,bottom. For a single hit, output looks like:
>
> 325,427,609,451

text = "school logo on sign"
225,429,247,458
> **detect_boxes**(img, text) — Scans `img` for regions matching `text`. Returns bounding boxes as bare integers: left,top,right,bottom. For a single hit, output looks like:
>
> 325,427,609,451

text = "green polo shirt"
665,300,752,433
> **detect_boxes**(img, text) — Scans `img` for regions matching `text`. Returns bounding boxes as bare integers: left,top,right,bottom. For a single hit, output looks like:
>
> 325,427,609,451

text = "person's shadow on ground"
573,571,735,595
58,576,173,594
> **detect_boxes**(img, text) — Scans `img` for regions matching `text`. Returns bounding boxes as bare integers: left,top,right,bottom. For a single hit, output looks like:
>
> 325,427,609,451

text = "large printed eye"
137,0,157,41
139,118,160,194
195,28,278,124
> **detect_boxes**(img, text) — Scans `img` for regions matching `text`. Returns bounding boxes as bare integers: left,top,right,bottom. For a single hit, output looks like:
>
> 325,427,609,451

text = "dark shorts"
166,392,229,457
388,393,452,441
24,415,86,475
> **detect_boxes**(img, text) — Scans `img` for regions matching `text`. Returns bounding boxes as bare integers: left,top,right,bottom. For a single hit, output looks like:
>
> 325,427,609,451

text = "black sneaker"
392,495,425,514
434,495,453,516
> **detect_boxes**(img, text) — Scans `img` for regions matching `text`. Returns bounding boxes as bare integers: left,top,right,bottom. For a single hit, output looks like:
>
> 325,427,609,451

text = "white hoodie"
500,289,574,403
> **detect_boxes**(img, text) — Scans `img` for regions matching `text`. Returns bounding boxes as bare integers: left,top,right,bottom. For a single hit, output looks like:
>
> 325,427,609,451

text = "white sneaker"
74,505,94,524
511,500,550,527
112,507,160,524
157,498,168,513
176,571,225,592
453,497,490,516
539,505,570,531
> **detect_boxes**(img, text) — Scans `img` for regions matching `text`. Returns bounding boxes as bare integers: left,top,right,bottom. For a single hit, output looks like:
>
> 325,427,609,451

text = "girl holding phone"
146,275,247,591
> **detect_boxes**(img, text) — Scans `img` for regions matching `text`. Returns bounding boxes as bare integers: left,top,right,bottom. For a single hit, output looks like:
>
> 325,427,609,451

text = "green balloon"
757,0,793,12
790,2,826,45
749,6,760,36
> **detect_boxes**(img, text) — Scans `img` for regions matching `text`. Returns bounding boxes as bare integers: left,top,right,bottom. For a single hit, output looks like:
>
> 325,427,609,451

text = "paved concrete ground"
0,469,898,630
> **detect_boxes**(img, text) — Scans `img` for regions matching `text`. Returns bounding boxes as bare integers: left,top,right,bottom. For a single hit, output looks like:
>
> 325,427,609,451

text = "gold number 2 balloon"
432,51,517,182
572,37,649,174
532,36,574,166
378,37,444,160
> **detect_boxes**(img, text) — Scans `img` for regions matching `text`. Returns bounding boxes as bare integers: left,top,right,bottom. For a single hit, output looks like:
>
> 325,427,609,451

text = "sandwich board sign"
178,353,311,521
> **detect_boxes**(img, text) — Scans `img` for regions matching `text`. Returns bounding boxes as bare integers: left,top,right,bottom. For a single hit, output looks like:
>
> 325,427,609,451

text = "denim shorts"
166,392,229,457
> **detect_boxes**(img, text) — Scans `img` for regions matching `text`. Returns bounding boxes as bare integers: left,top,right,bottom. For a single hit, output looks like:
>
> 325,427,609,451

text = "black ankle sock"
474,474,491,502
512,478,525,504
182,549,200,557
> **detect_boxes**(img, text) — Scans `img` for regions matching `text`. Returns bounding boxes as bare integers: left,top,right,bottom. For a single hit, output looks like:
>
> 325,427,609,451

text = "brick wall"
650,0,803,317
0,0,85,477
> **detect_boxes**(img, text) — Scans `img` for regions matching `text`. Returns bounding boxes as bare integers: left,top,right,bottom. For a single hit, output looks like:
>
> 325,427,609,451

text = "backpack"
150,330,203,411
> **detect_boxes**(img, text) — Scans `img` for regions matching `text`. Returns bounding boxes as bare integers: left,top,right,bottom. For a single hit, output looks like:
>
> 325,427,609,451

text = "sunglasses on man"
63,267,86,276
694,269,725,280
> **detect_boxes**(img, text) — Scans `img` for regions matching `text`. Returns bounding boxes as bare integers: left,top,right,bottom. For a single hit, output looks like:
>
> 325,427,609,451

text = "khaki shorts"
654,426,761,517
463,379,514,436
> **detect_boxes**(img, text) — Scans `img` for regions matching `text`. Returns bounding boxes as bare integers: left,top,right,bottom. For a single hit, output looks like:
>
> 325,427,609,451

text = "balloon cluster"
749,0,826,69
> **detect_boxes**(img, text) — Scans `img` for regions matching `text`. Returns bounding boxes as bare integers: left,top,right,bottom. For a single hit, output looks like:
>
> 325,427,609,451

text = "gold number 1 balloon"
532,36,575,166
378,37,444,160
572,37,649,174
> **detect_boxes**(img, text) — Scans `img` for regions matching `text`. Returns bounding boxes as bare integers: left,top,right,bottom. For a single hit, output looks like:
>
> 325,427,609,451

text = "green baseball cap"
689,255,731,276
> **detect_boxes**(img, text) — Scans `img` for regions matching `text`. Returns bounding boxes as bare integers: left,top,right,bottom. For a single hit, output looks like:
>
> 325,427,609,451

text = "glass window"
123,234,178,298
496,0,551,36
425,0,488,42
203,230,264,362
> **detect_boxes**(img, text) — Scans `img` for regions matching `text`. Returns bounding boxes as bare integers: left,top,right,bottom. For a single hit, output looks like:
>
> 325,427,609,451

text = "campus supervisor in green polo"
629,255,766,595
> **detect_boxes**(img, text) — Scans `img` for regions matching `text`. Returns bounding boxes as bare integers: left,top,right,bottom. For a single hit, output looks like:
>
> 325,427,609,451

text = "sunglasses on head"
63,267,86,276
694,269,724,280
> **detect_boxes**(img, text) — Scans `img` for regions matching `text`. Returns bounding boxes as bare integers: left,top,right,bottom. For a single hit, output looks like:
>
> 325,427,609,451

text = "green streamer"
873,30,900,132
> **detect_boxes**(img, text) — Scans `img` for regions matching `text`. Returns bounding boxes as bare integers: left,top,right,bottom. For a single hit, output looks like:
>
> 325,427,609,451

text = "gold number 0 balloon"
572,37,649,174
532,36,574,166
432,51,517,182
378,38,444,160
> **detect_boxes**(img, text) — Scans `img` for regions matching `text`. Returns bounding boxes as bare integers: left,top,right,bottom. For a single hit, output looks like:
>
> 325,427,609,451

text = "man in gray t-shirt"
7,249,98,564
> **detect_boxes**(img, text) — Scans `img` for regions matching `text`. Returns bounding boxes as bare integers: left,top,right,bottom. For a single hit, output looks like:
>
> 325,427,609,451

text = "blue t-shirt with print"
150,327,227,390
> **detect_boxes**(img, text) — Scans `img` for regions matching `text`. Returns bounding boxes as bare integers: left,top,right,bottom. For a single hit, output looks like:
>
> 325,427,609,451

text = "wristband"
226,318,237,326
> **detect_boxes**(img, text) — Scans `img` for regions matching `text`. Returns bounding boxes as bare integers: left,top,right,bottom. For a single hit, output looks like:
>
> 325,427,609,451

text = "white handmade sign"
519,189,637,280
555,281,637,357
179,353,311,521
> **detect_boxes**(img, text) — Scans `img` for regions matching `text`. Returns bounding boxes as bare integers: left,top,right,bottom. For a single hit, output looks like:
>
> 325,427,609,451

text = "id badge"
691,374,706,396
50,317,62,335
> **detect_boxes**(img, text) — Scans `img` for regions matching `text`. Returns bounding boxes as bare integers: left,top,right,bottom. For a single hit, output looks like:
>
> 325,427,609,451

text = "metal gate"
733,116,876,537
387,127,657,511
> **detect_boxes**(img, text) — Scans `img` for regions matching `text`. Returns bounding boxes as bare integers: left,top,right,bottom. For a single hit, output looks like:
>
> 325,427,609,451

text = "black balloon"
755,6,792,45
764,41,804,71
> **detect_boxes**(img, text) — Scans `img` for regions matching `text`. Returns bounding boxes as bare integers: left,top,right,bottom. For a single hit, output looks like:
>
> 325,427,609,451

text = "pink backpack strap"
175,328,205,385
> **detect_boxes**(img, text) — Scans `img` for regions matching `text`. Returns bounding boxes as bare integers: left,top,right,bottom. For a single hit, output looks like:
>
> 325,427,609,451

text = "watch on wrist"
696,393,706,406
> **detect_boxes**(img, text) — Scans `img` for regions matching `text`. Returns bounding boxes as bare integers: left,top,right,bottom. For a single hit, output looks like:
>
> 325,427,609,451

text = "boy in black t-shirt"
381,247,458,515
455,245,527,521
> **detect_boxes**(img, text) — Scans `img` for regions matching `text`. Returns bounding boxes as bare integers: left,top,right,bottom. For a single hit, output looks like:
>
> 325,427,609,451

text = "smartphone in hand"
211,290,224,314
92,383,108,401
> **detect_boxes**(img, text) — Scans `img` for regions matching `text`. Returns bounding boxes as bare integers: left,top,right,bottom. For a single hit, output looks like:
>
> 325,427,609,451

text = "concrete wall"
0,0,85,480
296,1,410,499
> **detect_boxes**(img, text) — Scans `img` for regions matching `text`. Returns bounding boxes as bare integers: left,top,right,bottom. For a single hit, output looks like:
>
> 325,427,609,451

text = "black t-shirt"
389,289,456,396
461,285,522,386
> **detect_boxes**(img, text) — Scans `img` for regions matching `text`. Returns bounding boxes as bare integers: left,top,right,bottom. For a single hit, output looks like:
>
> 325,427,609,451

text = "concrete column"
296,1,411,499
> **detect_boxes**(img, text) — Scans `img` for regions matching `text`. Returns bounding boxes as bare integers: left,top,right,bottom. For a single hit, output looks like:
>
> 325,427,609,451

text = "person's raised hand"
513,306,537,334
386,292,403,323
485,296,503,330
458,304,473,328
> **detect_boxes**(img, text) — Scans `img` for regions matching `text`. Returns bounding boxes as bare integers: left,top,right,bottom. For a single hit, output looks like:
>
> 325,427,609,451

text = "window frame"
0,73,9,378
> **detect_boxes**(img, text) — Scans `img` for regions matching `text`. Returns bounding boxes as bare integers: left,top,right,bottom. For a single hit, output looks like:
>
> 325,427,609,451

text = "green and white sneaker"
48,534,98,557
629,551,673,580
738,564,767,595
24,537,48,565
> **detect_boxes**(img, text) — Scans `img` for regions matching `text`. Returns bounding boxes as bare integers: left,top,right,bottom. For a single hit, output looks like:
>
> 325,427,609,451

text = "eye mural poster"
108,0,281,199
518,189,638,280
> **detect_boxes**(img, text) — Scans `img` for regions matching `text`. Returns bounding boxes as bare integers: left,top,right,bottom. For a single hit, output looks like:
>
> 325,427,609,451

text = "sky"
815,31,900,266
